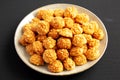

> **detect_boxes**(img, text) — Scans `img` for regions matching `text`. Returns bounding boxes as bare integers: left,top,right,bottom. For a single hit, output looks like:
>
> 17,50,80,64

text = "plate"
14,3,108,76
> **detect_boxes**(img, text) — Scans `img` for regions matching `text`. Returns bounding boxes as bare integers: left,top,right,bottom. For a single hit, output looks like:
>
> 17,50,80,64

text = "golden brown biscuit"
43,37,56,49
54,9,64,17
59,28,73,38
48,60,63,73
57,49,69,61
32,41,44,55
43,49,57,64
73,54,87,66
71,23,83,34
93,29,104,40
64,6,78,18
48,29,60,39
72,34,87,47
50,17,65,29
64,17,74,28
82,22,95,35
19,30,35,46
36,9,54,20
75,13,89,24
70,47,84,56
63,58,75,71
29,54,44,66
88,38,100,49
84,47,100,60
33,21,50,35
57,37,71,49
26,44,35,55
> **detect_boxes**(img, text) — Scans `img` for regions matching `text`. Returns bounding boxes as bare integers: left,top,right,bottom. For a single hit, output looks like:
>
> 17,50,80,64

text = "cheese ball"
50,17,65,29
31,17,40,23
72,34,87,47
26,44,35,55
29,54,44,66
57,49,69,61
64,17,74,28
82,44,88,54
71,23,83,34
32,41,44,55
83,34,93,42
70,47,84,56
75,13,89,24
88,39,100,49
19,30,35,46
48,60,63,73
54,9,64,17
90,21,99,31
64,6,78,18
73,54,87,66
93,29,104,40
63,58,75,71
33,21,50,35
43,37,56,49
82,23,95,35
84,48,100,60
43,49,57,64
22,23,35,32
36,9,54,20
37,35,47,42
57,37,71,49
59,28,73,38
48,29,60,39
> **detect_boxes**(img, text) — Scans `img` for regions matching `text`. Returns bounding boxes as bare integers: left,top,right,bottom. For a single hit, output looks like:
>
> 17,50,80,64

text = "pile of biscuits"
19,6,104,73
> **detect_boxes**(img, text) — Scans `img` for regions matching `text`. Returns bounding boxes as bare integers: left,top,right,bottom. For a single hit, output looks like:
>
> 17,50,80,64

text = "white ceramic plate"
14,3,108,76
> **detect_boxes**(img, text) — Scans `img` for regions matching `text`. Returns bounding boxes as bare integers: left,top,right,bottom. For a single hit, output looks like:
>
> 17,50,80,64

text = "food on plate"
19,6,104,73
48,60,63,73
29,54,44,66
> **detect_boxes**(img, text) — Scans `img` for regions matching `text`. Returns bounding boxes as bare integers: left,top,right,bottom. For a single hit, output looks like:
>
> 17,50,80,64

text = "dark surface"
0,0,120,80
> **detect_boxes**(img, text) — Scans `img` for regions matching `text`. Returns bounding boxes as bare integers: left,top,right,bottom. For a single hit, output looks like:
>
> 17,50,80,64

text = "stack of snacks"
19,6,104,73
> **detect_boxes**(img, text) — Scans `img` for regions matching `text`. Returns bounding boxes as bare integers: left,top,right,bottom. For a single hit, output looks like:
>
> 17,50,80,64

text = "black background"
0,0,120,80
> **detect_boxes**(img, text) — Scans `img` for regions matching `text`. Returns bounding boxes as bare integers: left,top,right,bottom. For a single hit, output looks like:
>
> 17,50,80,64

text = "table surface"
0,0,120,80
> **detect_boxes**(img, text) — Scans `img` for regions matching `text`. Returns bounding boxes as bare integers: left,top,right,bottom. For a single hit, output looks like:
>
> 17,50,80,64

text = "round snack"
75,13,89,24
73,54,87,66
32,41,44,55
43,49,57,64
90,21,99,31
64,17,74,28
93,29,104,40
83,34,93,42
88,39,100,49
26,44,35,55
36,9,54,20
63,58,75,71
50,17,65,29
54,9,64,17
70,47,84,56
82,44,88,54
37,35,47,42
72,34,87,47
84,48,100,60
48,29,59,39
57,37,71,49
64,6,78,18
59,28,73,38
22,23,36,32
29,54,44,66
48,60,63,73
19,30,35,46
82,22,95,35
33,21,50,35
43,37,56,49
57,49,69,61
71,23,83,34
